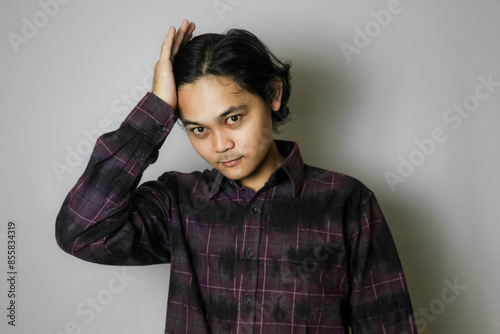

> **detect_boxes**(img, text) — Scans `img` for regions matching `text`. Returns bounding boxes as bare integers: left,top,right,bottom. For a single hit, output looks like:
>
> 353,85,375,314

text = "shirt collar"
208,139,304,198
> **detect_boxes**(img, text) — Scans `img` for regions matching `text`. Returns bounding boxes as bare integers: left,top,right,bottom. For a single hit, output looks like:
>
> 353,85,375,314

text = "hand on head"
151,19,196,110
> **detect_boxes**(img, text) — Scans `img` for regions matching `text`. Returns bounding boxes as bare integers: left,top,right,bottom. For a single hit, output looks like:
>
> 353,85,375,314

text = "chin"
219,169,246,181
218,165,253,182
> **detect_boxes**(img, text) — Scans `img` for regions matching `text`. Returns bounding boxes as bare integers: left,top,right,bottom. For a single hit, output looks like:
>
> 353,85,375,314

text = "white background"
1,0,499,333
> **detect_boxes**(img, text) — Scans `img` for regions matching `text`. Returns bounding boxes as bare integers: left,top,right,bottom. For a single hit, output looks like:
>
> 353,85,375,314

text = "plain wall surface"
1,0,499,333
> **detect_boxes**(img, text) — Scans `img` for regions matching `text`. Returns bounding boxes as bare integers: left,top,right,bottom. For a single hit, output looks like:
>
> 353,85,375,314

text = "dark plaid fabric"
56,93,417,333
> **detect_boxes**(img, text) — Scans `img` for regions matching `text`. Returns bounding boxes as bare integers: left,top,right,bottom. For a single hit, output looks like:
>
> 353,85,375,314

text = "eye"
227,115,241,125
191,127,206,135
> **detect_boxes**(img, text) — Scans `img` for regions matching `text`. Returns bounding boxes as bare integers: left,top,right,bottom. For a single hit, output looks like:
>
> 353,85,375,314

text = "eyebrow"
182,105,249,127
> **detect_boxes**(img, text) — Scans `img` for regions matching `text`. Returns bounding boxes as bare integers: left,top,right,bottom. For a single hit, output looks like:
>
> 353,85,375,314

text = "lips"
221,157,242,168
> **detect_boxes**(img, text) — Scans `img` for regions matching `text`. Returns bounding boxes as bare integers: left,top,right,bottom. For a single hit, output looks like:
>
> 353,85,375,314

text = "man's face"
178,75,282,188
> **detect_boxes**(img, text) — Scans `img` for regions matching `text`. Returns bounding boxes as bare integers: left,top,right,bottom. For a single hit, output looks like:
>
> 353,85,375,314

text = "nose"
212,129,234,153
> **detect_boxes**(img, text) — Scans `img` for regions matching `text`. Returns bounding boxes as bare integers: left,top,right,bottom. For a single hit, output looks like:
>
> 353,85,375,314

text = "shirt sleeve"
348,191,417,333
55,92,177,265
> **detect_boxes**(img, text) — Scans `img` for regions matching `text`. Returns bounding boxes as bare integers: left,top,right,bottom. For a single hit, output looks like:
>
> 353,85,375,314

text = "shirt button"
250,206,258,215
246,248,254,258
137,153,145,161
159,125,167,132
243,294,252,304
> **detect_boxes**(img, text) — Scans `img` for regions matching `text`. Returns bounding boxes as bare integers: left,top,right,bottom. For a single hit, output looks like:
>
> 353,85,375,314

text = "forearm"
55,92,176,265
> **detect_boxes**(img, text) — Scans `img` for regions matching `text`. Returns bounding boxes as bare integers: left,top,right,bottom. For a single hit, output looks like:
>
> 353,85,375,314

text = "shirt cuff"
122,92,177,144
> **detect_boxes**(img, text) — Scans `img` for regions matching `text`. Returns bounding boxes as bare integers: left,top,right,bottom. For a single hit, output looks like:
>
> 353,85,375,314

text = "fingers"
159,25,176,60
151,20,195,106
171,20,189,57
171,20,196,58
157,20,196,64
185,22,196,41
152,26,175,93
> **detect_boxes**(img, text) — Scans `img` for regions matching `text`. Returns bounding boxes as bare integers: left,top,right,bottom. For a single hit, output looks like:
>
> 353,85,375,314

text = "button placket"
237,199,263,325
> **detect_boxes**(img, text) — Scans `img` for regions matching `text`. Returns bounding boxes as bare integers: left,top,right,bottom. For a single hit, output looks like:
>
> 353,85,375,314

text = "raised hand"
151,19,196,110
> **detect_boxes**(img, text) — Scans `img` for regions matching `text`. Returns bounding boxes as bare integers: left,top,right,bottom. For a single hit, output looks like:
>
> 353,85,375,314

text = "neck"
239,143,285,192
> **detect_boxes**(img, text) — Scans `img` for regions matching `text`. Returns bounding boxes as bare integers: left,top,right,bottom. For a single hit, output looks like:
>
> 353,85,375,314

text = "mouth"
221,157,242,168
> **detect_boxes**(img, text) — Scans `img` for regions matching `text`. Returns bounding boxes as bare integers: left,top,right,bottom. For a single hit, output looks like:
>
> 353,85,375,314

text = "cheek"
189,138,210,159
253,120,274,148
242,117,272,145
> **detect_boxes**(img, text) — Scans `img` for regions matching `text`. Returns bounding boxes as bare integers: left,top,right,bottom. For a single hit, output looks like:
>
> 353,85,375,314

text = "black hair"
173,28,292,132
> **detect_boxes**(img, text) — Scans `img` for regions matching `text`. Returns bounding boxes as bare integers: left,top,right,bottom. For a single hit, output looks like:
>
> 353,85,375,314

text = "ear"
269,77,283,112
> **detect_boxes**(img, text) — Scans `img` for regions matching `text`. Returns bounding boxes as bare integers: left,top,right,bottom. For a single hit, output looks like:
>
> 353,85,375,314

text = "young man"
56,20,417,333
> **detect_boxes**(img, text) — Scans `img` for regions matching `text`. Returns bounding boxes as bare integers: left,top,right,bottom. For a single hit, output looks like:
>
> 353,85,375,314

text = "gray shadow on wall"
277,59,359,172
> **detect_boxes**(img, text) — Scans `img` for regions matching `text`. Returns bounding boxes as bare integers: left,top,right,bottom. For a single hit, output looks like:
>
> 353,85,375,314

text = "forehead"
178,76,262,123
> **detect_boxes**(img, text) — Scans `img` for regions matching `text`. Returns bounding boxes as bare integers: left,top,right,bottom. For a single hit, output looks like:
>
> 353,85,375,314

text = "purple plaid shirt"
56,92,417,333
